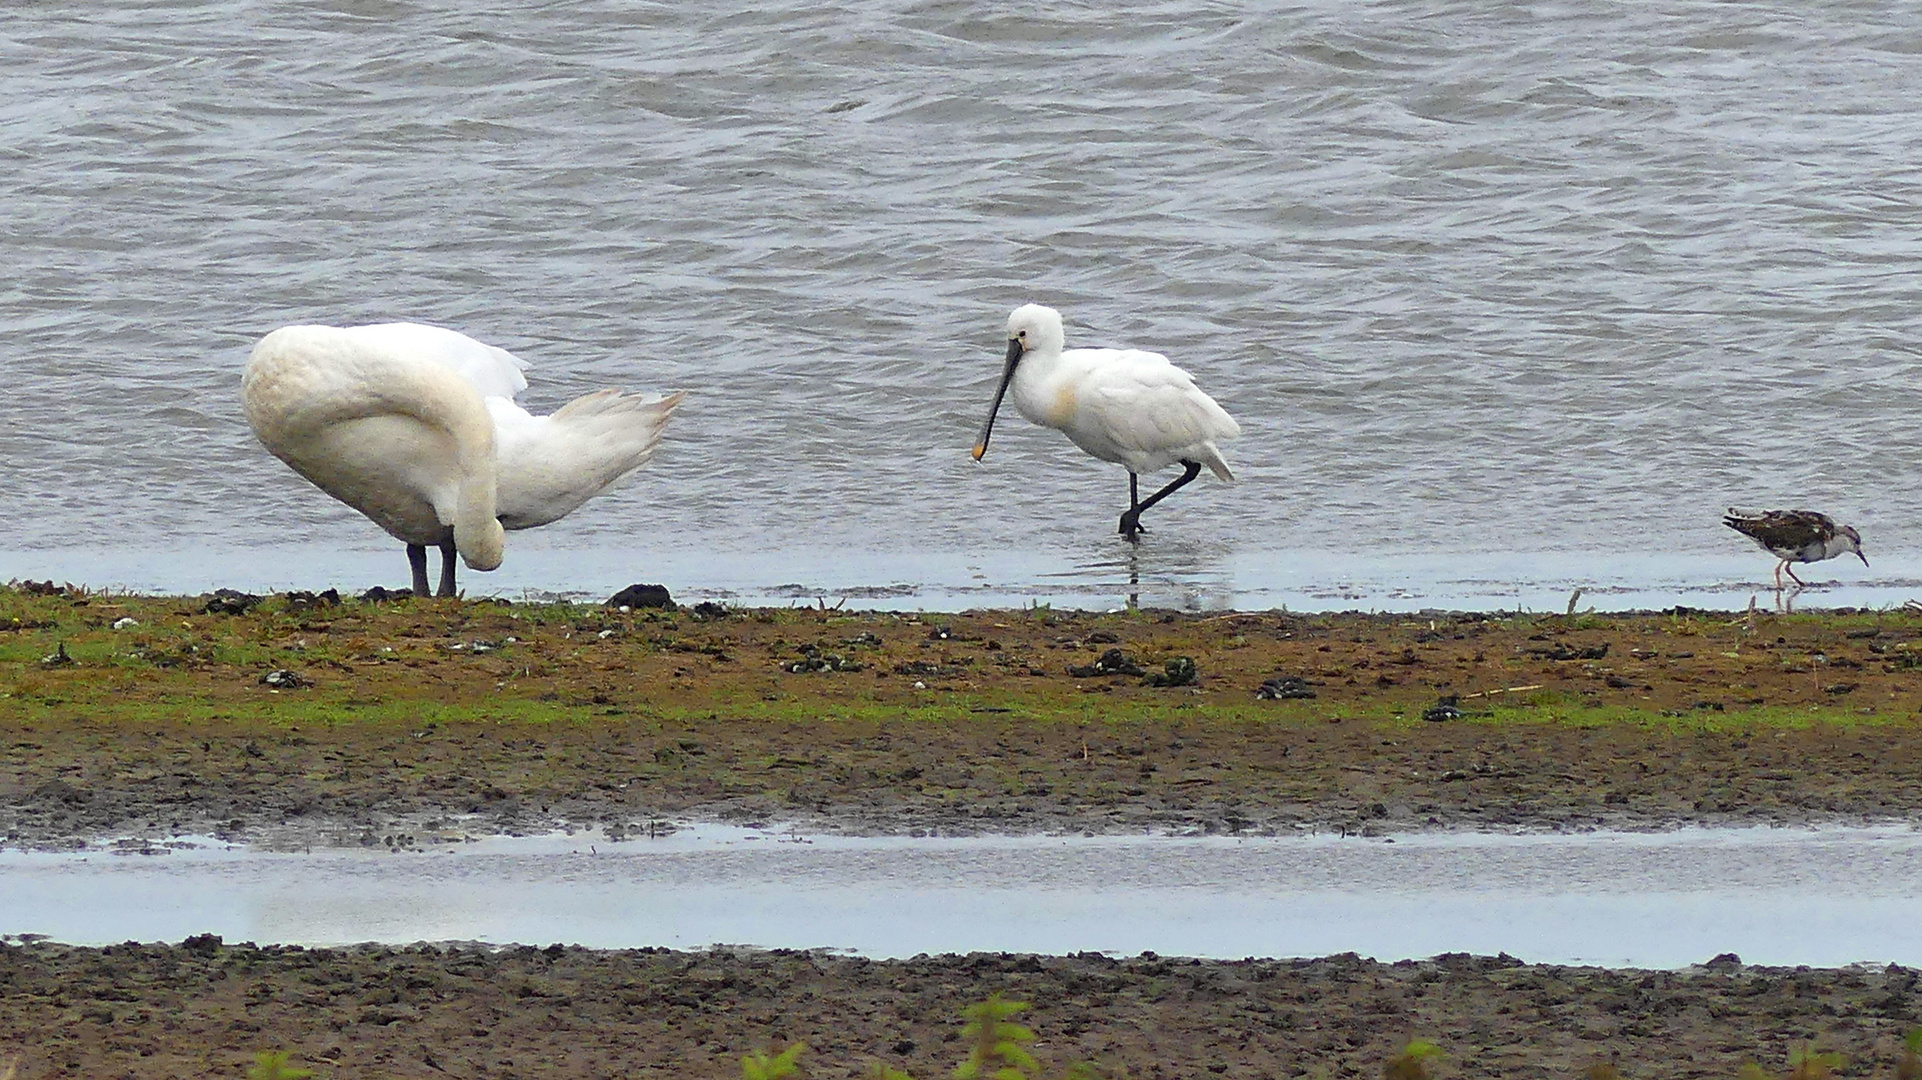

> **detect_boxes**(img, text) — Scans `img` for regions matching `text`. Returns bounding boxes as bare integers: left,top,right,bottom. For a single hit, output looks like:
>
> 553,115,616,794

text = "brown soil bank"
2,940,1918,1080
4,586,1922,846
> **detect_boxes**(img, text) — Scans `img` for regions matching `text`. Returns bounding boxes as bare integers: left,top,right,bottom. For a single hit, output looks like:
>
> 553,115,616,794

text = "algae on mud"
4,585,1922,847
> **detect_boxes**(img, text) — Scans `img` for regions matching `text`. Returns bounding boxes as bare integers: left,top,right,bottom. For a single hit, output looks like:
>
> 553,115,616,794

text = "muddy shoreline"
7,589,1922,1077
5,589,1922,850
3,940,1919,1080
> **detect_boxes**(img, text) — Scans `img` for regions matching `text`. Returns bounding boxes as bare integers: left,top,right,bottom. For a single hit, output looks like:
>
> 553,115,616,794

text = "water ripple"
3,0,1921,600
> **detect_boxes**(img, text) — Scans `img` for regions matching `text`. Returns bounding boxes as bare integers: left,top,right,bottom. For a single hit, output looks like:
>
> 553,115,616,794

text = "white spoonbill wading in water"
971,304,1240,540
243,322,685,597
1722,508,1867,590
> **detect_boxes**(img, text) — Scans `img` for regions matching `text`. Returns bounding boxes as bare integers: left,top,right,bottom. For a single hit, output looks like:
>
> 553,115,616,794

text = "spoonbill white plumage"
242,322,685,597
971,303,1240,540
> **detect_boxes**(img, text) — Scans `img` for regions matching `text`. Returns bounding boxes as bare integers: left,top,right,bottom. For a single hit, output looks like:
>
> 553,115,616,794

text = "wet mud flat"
5,587,1922,848
7,589,1922,1078
2,940,1919,1080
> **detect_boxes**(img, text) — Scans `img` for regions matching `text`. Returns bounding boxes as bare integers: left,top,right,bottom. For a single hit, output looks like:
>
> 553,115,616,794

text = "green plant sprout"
1382,1039,1442,1080
1787,1044,1843,1080
247,1050,314,1080
957,994,1041,1080
1899,1027,1922,1080
1738,1044,1844,1080
742,993,1108,1080
743,1043,806,1080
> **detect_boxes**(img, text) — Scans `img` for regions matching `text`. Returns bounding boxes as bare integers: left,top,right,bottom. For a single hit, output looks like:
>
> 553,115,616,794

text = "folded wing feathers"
1088,359,1239,481
1723,508,1832,550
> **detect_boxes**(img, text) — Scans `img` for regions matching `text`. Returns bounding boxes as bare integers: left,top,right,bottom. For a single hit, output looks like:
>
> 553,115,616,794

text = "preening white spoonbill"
971,304,1240,540
242,322,685,597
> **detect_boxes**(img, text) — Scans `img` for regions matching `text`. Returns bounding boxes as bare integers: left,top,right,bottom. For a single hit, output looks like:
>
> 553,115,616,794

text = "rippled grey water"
6,2,1922,608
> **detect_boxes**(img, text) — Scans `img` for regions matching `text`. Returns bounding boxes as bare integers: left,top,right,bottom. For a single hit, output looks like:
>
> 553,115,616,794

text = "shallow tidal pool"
4,824,1919,969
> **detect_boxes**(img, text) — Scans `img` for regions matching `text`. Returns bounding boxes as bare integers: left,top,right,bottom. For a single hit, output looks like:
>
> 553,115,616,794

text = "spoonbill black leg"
437,536,459,598
408,544,431,598
1120,460,1202,540
1119,473,1144,540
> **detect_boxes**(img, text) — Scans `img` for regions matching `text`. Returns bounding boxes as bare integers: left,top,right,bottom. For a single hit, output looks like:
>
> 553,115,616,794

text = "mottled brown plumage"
1723,508,1867,589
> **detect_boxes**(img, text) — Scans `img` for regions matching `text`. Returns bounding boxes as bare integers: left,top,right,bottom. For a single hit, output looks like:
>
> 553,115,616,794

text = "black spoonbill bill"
971,303,1240,540
1723,508,1867,590
243,322,684,597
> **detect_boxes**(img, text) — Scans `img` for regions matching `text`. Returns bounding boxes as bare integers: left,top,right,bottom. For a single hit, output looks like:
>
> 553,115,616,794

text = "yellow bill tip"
970,444,987,461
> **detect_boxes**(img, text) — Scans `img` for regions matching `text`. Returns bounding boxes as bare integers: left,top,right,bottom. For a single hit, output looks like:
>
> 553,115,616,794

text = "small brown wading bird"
1722,508,1867,589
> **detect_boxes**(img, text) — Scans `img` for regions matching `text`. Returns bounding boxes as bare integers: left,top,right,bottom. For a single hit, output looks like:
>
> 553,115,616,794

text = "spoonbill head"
972,303,1240,541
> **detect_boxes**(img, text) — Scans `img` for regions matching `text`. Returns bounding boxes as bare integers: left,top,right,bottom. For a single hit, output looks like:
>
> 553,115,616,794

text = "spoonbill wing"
1079,352,1240,477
